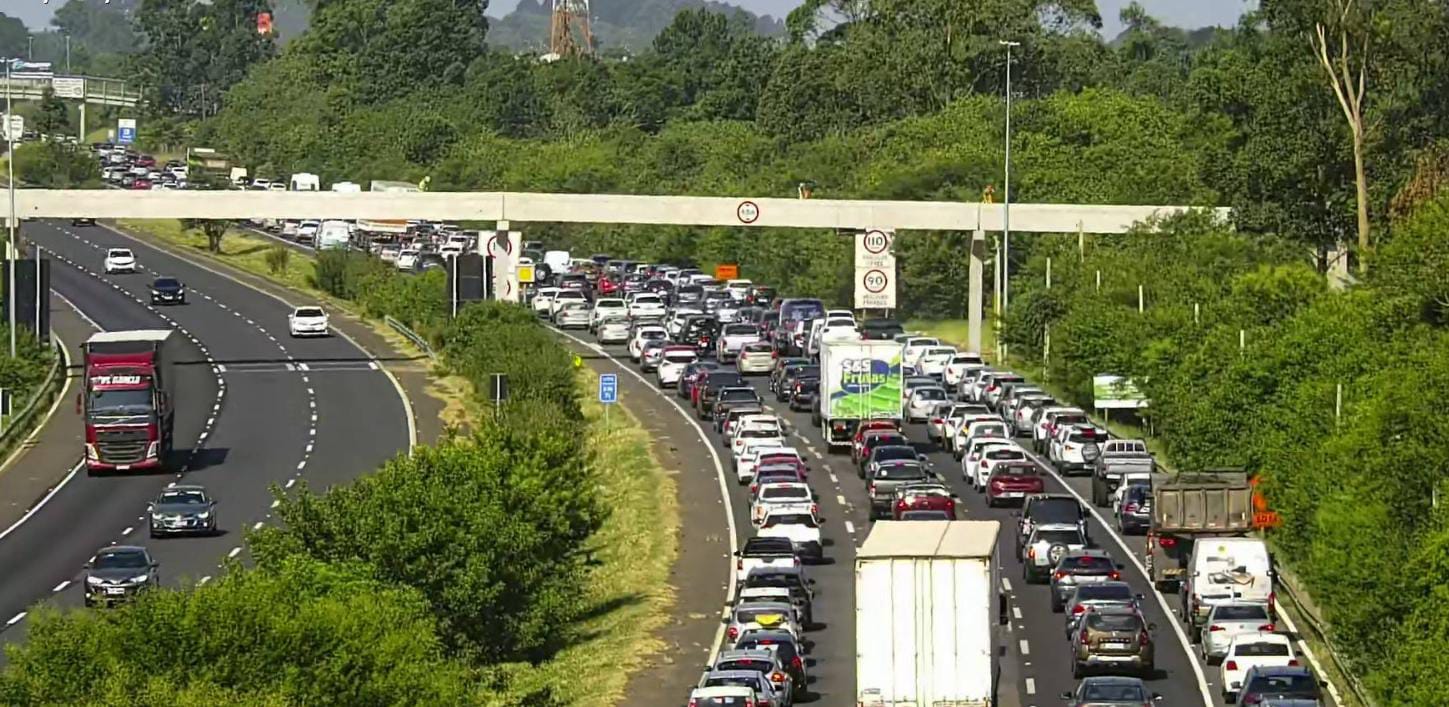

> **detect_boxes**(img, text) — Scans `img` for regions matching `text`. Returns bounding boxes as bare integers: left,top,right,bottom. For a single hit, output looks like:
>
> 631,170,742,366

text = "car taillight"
1124,503,1138,513
1288,659,1299,666
1259,623,1275,632
1209,624,1224,632
1158,536,1177,548
931,418,943,424
736,558,743,570
1139,630,1150,646
771,671,786,684
750,484,758,493
1028,548,1036,560
1108,570,1120,580
726,626,738,640
1071,604,1086,615
791,655,803,670
1053,571,1067,580
1224,660,1238,671
1243,695,1262,706
810,504,819,515
1078,629,1089,643
868,483,877,496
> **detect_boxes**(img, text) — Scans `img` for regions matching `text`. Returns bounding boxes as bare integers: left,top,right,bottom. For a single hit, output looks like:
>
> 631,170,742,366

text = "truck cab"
81,330,180,474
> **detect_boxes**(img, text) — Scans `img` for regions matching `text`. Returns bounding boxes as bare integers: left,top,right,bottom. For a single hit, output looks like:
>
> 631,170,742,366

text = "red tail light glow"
1054,571,1067,580
1108,570,1120,580
1288,659,1299,666
1139,630,1150,646
1158,536,1178,548
727,626,738,640
1124,503,1138,513
1079,629,1089,643
791,655,803,670
1259,623,1275,632
1072,604,1086,615
1209,625,1224,632
771,671,786,684
1225,660,1238,671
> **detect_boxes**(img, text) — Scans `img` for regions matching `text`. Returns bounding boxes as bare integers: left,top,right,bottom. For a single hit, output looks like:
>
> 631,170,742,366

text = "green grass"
493,369,679,706
127,219,682,706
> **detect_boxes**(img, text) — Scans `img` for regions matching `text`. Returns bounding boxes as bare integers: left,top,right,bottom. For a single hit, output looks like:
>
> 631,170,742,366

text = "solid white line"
6,612,25,626
1025,677,1036,695
0,320,76,479
1019,639,1030,655
0,462,82,545
1275,593,1343,704
844,520,856,534
1031,452,1215,707
52,580,69,592
550,328,740,668
227,546,242,559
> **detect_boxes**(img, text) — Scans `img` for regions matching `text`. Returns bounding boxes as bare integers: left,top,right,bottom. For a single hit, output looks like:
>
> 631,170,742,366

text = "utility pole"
6,58,16,358
65,36,71,75
1000,40,1020,315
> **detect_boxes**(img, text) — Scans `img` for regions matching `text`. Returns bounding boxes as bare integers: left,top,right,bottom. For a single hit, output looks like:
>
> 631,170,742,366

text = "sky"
9,0,1259,39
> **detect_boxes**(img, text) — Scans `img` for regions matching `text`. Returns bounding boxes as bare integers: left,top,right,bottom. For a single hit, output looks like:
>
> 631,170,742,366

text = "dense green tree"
32,90,70,136
0,13,26,59
53,0,139,55
132,0,278,116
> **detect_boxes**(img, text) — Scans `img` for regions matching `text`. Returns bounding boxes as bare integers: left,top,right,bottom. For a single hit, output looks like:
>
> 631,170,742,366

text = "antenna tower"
550,0,595,58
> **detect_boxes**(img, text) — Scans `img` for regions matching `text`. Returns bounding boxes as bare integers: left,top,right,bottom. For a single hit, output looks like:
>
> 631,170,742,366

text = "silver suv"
1021,523,1088,584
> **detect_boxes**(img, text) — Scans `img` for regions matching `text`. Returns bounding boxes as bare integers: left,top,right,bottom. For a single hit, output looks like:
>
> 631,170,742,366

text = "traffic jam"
528,255,1329,707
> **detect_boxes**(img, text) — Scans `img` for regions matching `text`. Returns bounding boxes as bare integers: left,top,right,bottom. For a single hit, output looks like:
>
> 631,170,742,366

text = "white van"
316,220,352,250
289,172,320,191
1183,537,1274,629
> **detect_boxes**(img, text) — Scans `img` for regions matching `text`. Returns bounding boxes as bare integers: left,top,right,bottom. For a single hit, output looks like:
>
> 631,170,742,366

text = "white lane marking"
6,612,25,626
227,547,242,559
199,576,212,585
296,461,306,470
1019,639,1030,655
252,521,264,531
1001,577,1013,592
271,499,280,509
844,520,856,534
216,364,227,373
52,580,70,593
298,363,310,371
1025,677,1036,695
121,526,133,536
1013,605,1023,620
828,472,838,484
836,494,847,505
1032,453,1215,707
550,328,740,668
0,462,82,545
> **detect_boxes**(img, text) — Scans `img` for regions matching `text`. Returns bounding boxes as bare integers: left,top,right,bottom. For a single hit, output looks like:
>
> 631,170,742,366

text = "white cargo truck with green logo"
819,340,904,450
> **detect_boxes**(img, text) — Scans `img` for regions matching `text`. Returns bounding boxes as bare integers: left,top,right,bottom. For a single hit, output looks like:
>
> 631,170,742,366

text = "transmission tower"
549,0,595,58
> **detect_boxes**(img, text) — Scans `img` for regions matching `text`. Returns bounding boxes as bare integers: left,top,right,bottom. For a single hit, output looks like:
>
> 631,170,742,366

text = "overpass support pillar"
968,229,986,353
78,103,86,144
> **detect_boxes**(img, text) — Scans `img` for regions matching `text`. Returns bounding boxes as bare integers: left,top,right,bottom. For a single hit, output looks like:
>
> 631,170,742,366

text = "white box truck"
818,340,904,450
857,520,1002,707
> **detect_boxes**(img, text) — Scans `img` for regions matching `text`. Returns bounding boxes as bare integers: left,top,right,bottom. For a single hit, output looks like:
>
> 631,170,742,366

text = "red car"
893,483,956,519
597,275,620,296
986,462,1045,507
136,155,156,168
852,420,900,460
130,178,153,190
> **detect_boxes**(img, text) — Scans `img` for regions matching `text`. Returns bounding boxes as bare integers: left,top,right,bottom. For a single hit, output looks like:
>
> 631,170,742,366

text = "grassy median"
118,218,681,706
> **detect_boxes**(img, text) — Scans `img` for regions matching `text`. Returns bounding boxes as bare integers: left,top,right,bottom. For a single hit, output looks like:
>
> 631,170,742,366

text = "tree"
132,0,278,115
53,0,139,55
1310,0,1373,271
0,13,26,59
182,219,231,252
32,90,70,137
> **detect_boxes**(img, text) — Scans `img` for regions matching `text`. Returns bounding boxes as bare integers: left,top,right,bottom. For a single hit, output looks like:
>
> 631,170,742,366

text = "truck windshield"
88,389,153,422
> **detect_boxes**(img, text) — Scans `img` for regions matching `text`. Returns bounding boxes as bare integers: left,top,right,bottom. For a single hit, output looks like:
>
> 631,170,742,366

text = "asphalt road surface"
0,219,410,646
570,328,1215,707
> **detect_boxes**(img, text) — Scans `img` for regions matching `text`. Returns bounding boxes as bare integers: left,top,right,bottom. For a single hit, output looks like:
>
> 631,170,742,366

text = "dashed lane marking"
227,547,242,559
844,520,856,534
1019,639,1031,656
5,613,25,626
52,581,69,593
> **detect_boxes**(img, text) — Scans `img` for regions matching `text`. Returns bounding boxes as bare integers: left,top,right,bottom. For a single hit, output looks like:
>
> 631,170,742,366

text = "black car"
776,365,820,403
150,277,186,305
1115,484,1152,535
789,377,819,413
859,318,905,340
71,217,97,227
732,628,808,696
83,545,159,607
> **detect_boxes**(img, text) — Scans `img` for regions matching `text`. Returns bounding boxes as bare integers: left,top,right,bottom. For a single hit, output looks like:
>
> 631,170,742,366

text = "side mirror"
1117,563,1126,570
1059,692,1073,700
1135,593,1146,600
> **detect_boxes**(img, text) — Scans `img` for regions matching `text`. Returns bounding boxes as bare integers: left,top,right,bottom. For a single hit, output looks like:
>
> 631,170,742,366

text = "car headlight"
195,511,211,520
85,576,103,585
150,512,164,521
151,290,161,296
129,574,151,584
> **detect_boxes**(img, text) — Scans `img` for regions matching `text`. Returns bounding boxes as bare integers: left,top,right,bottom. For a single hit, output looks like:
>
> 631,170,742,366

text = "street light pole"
1000,40,1020,316
65,36,71,75
6,58,15,358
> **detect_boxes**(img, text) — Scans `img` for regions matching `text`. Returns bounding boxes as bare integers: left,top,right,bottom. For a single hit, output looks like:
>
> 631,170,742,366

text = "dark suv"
1115,484,1152,535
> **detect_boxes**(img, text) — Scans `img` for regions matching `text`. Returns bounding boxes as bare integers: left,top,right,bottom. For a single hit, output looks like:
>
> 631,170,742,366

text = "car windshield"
1030,499,1081,523
985,449,1026,461
153,278,180,288
1235,641,1292,657
1037,529,1085,545
1215,605,1272,621
743,343,772,353
877,463,927,480
717,659,774,674
703,675,763,690
1086,613,1142,632
664,352,697,363
1061,555,1115,571
915,388,947,401
295,307,325,318
723,325,757,336
993,464,1036,477
719,390,759,403
94,550,149,570
708,374,745,386
761,486,809,500
740,428,780,439
973,424,1007,437
901,510,951,520
873,447,918,463
1244,674,1320,697
1081,683,1147,702
1076,584,1134,601
108,249,132,258
641,330,667,339
158,490,207,505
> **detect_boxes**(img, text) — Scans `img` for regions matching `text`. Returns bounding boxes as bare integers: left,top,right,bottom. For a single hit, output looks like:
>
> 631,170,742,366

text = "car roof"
161,484,207,494
1064,548,1113,558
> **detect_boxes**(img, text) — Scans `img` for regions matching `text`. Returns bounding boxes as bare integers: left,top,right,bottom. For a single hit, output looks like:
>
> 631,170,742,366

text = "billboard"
1093,375,1148,410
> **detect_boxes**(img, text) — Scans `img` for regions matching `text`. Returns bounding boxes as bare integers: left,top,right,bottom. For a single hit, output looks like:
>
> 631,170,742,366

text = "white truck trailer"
818,339,904,450
857,520,1002,707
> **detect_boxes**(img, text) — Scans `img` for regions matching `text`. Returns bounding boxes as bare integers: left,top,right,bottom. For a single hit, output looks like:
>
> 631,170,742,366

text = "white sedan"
904,386,949,422
1220,634,1298,703
628,326,668,361
288,306,330,337
654,349,697,387
103,248,138,274
595,318,631,345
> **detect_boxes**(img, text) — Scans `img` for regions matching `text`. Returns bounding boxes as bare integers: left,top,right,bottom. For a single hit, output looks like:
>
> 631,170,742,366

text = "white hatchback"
1220,634,1298,703
288,306,330,337
103,248,138,274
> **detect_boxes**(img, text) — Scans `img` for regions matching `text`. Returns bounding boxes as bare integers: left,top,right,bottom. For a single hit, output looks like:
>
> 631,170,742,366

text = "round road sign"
862,230,892,254
863,269,889,293
487,234,512,256
737,200,760,224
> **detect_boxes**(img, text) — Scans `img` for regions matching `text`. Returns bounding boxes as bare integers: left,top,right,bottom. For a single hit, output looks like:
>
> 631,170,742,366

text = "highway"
568,328,1215,706
0,219,410,643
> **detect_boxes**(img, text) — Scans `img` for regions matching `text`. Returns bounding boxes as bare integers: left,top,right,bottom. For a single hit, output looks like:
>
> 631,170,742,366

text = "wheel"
1051,595,1063,613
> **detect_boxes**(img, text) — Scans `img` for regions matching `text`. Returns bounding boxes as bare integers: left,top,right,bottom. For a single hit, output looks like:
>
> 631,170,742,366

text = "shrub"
264,245,290,274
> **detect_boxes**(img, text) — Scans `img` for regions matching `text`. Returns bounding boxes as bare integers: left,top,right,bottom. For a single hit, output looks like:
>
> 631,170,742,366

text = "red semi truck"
81,330,181,474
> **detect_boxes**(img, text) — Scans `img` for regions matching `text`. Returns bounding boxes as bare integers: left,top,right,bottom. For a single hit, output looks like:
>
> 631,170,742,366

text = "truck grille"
96,429,149,464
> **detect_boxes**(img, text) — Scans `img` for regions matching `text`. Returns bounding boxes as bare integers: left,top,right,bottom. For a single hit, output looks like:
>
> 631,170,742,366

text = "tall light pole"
5,58,15,358
1000,40,1019,316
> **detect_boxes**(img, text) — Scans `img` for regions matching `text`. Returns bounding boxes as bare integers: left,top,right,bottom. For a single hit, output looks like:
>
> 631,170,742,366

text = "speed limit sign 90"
862,269,889,293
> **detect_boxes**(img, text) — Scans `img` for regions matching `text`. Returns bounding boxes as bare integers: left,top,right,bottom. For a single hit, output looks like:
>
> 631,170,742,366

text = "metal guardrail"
1273,565,1377,707
0,338,66,462
384,316,435,361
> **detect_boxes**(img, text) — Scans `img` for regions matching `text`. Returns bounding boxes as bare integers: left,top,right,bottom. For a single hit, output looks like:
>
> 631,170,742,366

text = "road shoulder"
554,338,731,705
0,294,97,530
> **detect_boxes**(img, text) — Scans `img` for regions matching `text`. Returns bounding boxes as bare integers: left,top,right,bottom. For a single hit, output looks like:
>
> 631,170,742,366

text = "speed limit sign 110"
855,229,896,268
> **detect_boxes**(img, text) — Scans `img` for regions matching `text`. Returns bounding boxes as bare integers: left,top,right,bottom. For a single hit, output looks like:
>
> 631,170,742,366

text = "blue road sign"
598,373,618,404
117,118,137,146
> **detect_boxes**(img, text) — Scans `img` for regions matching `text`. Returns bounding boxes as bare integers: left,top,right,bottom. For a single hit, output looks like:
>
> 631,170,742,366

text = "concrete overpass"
0,76,141,108
7,188,1229,351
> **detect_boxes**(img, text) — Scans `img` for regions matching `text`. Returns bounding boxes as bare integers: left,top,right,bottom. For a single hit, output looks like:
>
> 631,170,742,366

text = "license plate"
116,465,131,471
105,587,125,595
1104,641,1132,649
1000,492,1022,498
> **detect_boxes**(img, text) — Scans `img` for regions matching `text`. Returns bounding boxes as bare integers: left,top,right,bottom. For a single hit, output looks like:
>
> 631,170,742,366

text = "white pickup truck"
757,506,823,562
733,536,801,590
